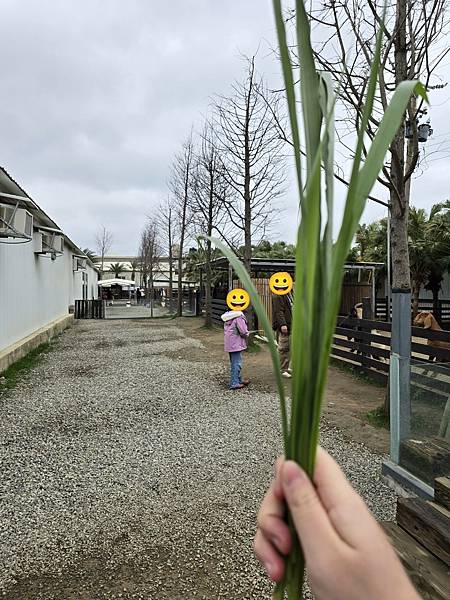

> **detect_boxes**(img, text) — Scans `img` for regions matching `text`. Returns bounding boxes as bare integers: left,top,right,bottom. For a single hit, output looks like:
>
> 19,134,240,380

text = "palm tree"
354,206,450,317
408,202,450,316
82,248,97,262
109,263,125,278
413,201,450,318
355,220,388,293
129,259,139,281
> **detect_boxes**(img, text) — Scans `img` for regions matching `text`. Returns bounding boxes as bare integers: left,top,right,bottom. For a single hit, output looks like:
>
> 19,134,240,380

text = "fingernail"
284,461,306,488
264,561,273,576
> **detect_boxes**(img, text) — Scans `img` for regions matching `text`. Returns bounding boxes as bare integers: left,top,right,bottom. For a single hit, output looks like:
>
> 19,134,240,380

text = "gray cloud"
1,0,449,255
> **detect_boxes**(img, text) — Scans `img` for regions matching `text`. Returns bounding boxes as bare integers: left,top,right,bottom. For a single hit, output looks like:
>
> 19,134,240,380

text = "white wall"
0,235,98,352
378,271,450,299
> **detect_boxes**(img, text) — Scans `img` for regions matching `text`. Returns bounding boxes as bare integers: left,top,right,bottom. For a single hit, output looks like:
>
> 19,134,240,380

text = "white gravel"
0,319,397,599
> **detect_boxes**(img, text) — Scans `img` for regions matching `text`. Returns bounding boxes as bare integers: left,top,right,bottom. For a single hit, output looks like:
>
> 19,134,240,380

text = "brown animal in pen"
413,311,450,360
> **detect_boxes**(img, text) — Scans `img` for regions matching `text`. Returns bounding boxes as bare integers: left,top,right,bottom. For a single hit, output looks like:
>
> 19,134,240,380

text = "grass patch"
329,357,386,388
366,405,390,429
0,342,53,392
199,322,216,331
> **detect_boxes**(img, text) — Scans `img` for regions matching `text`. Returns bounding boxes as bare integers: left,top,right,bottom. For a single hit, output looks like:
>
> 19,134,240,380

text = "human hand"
280,325,288,334
254,448,420,600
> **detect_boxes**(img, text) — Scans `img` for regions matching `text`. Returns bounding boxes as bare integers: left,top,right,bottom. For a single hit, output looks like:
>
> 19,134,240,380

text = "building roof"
98,278,136,287
0,166,95,266
196,256,384,273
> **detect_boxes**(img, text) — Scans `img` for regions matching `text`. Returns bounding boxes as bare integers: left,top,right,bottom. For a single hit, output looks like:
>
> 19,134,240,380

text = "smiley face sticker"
226,288,250,311
269,272,293,295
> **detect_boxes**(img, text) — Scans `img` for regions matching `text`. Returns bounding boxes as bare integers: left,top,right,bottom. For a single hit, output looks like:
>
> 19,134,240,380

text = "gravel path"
0,319,397,599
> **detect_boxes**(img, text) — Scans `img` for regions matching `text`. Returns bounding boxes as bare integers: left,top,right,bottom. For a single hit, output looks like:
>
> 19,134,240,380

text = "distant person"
254,448,421,599
272,291,293,378
221,308,250,390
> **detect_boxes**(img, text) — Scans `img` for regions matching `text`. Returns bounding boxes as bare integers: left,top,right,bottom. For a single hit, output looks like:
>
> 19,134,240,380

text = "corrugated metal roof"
197,256,384,272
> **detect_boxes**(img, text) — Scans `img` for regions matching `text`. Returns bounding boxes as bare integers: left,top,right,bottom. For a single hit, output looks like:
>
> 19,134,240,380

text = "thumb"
281,461,341,561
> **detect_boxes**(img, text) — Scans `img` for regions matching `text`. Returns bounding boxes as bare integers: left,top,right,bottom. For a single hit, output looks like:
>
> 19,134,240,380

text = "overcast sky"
1,0,449,255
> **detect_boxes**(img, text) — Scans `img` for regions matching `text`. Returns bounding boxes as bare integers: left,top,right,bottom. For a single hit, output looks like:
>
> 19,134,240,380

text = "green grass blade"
295,0,321,171
318,72,335,284
272,0,304,198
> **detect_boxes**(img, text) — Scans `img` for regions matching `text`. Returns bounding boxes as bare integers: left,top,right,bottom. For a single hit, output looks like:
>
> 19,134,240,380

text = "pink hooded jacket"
221,311,249,352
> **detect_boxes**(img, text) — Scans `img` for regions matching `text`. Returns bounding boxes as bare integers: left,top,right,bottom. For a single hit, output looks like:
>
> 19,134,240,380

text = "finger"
313,448,379,547
258,476,291,555
258,474,285,523
281,460,342,561
257,512,292,556
273,457,285,500
313,447,361,510
253,529,285,582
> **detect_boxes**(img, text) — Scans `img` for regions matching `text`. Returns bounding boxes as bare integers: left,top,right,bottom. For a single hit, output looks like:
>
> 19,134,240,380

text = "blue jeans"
229,351,242,388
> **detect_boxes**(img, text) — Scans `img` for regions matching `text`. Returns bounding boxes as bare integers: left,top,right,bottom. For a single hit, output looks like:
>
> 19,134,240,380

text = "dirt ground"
179,317,390,455
1,316,393,600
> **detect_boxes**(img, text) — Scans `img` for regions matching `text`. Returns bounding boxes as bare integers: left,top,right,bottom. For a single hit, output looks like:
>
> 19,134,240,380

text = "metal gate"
74,299,105,319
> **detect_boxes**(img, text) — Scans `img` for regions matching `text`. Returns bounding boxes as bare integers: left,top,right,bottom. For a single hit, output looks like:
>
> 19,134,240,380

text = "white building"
0,167,98,372
95,255,179,287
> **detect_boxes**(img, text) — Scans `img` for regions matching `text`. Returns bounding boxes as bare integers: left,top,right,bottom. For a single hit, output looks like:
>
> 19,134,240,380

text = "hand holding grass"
254,448,420,600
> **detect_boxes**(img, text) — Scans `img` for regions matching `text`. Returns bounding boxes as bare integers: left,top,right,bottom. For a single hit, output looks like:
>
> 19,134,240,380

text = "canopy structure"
196,256,383,279
196,256,384,318
98,278,136,288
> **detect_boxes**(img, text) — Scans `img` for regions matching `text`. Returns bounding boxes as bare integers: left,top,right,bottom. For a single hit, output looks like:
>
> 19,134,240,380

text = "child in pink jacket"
221,309,250,389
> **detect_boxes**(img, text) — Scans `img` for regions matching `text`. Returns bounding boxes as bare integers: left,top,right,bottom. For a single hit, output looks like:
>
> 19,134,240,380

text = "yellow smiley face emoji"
226,288,250,311
269,272,293,295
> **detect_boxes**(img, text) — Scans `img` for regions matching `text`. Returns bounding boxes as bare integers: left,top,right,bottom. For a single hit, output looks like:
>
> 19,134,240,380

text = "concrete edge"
382,459,434,500
0,314,74,374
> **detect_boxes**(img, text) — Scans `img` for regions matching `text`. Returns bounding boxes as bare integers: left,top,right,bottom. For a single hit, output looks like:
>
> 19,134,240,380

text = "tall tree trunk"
390,0,409,291
177,197,188,317
386,0,411,433
205,238,212,328
243,86,252,275
177,243,184,317
412,282,420,318
432,287,440,324
168,209,173,312
204,173,214,328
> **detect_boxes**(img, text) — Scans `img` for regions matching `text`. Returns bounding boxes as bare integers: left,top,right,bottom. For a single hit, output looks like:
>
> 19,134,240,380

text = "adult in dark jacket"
272,292,293,378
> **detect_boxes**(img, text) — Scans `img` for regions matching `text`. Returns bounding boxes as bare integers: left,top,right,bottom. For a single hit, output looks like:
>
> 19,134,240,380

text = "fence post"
359,297,370,371
391,289,411,439
390,353,401,463
362,296,373,320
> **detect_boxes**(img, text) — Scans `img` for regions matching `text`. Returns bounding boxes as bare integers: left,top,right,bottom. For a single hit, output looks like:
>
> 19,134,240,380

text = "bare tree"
298,0,448,291
169,136,194,317
156,197,178,312
212,56,286,273
94,225,113,279
139,219,161,315
191,123,231,327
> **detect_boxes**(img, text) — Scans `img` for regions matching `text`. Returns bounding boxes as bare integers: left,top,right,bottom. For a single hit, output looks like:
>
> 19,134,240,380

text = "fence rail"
333,317,450,383
375,297,450,324
75,299,105,319
211,298,227,325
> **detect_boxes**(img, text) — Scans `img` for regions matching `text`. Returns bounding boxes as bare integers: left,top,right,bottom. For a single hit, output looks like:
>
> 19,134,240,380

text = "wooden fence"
341,283,372,316
74,299,105,319
211,298,227,325
376,297,450,325
333,316,450,382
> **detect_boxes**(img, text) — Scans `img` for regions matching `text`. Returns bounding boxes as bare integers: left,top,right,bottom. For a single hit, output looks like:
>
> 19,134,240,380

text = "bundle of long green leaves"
207,1,426,597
